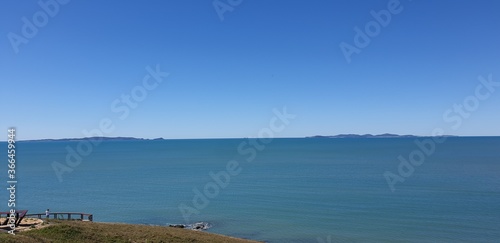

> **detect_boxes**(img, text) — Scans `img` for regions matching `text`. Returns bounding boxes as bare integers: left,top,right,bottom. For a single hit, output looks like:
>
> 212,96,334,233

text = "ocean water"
1,137,499,242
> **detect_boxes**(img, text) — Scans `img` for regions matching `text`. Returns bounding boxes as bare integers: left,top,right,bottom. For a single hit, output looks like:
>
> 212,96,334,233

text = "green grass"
0,220,260,243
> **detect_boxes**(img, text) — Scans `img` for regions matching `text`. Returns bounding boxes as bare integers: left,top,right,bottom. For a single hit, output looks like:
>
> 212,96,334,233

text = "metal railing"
25,212,93,221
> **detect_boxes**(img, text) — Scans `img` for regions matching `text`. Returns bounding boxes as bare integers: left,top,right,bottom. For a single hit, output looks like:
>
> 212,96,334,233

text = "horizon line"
3,134,500,142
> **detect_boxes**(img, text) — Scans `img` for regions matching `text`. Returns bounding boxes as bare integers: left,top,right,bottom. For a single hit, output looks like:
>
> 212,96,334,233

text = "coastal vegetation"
0,220,259,243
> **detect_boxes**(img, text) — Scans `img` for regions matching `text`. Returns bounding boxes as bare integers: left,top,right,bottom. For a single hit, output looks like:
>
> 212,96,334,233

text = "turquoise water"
1,137,499,242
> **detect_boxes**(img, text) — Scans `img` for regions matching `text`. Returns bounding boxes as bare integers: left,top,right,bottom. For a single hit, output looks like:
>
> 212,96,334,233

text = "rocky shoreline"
168,222,212,231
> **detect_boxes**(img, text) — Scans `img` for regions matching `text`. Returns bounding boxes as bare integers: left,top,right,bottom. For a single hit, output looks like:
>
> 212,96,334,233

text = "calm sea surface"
1,137,499,242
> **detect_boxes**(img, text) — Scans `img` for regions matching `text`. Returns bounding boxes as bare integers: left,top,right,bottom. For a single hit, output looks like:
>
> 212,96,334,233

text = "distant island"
306,133,457,138
5,134,468,142
19,137,165,142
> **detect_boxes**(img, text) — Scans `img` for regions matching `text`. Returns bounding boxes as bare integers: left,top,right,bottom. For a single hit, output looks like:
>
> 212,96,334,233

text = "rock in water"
191,222,211,230
167,222,211,230
168,224,185,228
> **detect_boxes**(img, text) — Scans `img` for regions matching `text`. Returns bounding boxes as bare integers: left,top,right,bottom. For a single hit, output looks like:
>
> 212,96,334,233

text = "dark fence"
25,212,93,221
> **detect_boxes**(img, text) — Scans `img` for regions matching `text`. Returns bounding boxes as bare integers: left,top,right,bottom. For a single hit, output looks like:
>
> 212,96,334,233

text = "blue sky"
1,0,500,140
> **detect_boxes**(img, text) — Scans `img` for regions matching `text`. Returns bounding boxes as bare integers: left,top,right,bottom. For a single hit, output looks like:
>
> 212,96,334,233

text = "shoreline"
0,220,261,242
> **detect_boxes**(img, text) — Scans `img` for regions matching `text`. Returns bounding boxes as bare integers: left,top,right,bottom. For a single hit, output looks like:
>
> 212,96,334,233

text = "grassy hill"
0,220,260,243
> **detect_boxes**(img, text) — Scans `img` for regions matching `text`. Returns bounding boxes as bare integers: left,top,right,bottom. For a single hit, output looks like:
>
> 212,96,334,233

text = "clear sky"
1,0,499,140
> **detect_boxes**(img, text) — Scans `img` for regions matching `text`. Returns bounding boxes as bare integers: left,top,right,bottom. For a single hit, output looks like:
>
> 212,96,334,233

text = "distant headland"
306,133,458,138
9,134,466,142
19,137,165,142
